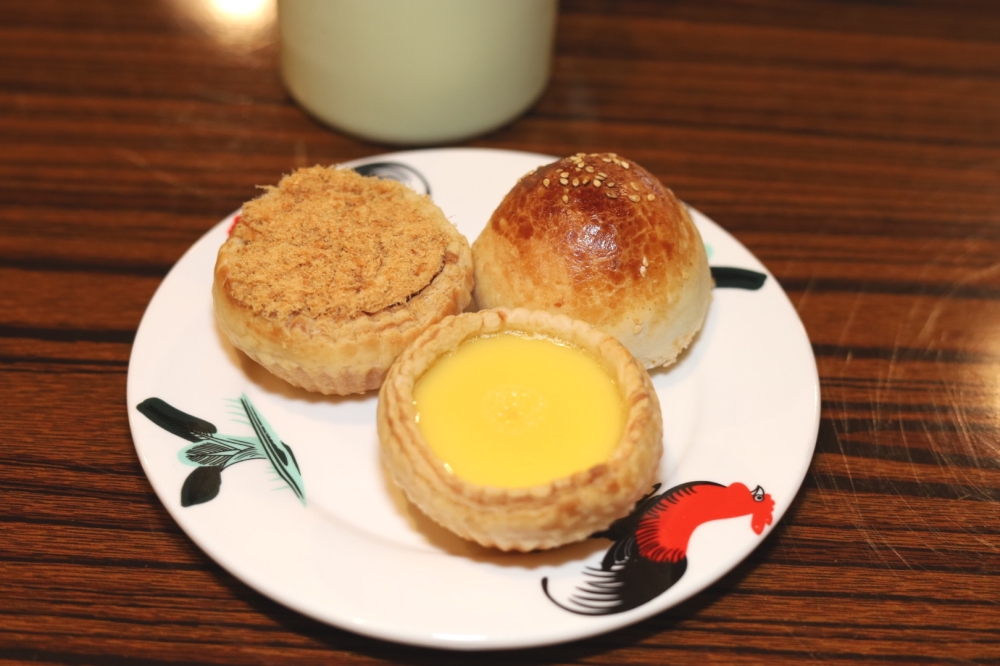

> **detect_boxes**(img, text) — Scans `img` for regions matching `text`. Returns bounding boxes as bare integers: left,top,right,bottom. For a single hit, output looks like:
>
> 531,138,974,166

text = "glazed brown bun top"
472,153,711,369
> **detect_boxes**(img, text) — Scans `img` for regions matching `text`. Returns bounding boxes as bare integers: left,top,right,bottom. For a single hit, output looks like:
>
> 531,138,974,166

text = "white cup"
278,0,558,145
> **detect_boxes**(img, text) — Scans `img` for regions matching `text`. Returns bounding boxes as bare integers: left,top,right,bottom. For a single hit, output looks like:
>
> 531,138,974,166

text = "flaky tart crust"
377,308,663,552
213,166,474,395
472,152,712,369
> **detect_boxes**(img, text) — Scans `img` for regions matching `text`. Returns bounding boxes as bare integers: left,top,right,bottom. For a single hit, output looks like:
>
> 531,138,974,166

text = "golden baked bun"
213,166,473,395
378,308,663,552
472,153,711,369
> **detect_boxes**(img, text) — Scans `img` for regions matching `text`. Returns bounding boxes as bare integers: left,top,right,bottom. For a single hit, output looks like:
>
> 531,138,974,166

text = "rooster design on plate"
544,481,775,615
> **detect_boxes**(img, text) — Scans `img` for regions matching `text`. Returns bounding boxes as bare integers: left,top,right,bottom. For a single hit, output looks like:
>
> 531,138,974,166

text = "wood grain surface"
3,0,999,663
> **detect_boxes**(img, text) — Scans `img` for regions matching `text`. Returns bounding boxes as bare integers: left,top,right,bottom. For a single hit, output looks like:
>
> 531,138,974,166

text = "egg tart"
377,308,663,552
213,165,474,395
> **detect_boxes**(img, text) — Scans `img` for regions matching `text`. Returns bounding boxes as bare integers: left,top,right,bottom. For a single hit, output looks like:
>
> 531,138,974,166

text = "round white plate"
127,148,820,650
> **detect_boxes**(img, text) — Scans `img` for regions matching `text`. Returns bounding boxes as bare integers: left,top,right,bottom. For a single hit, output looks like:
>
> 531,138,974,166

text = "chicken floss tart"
377,308,663,552
213,166,474,395
472,152,712,369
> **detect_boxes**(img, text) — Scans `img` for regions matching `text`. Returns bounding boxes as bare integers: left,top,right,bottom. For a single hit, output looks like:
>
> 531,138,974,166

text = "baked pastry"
378,308,663,552
472,153,712,369
213,166,474,395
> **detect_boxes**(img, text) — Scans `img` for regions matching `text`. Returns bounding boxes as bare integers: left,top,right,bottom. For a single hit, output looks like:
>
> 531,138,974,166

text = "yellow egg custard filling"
413,331,625,489
377,308,663,552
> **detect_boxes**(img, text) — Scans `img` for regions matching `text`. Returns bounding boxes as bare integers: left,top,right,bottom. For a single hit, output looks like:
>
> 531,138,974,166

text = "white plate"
127,148,820,650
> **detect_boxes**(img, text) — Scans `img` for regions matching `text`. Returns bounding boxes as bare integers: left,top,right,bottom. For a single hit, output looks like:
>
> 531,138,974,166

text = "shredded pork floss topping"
226,166,450,321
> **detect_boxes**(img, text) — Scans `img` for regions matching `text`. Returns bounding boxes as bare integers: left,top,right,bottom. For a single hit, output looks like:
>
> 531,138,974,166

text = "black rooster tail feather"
137,398,218,442
600,533,638,571
542,557,687,616
541,577,586,614
542,576,623,616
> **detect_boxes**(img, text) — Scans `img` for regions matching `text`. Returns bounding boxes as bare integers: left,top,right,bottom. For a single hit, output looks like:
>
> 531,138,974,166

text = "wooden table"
4,1,999,663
